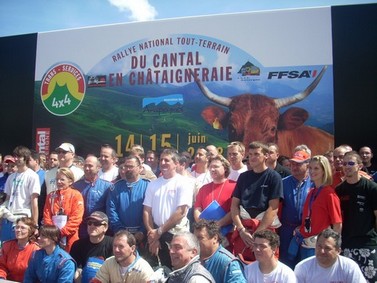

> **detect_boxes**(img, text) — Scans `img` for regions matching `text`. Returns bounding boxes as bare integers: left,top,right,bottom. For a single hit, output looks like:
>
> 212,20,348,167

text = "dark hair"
114,230,136,247
160,148,180,163
344,151,363,165
39,224,61,245
101,144,117,158
30,149,40,163
16,217,38,242
193,220,222,243
13,145,31,162
248,142,269,155
318,228,342,249
122,155,141,166
254,230,280,249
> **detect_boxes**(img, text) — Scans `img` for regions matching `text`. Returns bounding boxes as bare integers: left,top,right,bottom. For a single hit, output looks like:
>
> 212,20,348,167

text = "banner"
34,7,334,157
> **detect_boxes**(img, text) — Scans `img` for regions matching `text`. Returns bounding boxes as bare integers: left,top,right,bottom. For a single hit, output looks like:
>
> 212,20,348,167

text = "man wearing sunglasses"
70,211,113,283
336,151,377,282
45,142,84,195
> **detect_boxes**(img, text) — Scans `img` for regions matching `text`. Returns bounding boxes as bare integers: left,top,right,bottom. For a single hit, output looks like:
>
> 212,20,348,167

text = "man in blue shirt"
279,150,312,269
107,155,149,246
194,220,246,283
73,155,112,238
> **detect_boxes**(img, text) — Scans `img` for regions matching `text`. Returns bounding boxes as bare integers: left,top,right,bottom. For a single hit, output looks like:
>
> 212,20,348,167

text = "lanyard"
211,180,227,202
308,186,323,218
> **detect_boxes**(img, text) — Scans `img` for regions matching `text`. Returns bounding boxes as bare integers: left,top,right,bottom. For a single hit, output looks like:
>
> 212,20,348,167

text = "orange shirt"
43,186,84,252
0,240,40,282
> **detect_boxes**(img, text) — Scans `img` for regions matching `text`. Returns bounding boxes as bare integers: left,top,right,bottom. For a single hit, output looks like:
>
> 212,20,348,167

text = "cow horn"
274,66,328,109
191,69,232,107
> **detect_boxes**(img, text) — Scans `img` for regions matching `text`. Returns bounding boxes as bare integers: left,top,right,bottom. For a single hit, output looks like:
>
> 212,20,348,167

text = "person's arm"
106,189,123,233
332,223,342,234
143,205,160,255
60,191,84,237
231,197,253,247
224,260,247,283
57,259,76,283
254,198,279,233
0,245,9,279
193,207,202,223
30,193,39,224
43,194,53,225
23,251,38,282
216,212,232,228
159,205,188,234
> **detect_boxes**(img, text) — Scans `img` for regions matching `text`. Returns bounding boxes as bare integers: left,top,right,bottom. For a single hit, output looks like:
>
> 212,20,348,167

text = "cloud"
108,0,157,21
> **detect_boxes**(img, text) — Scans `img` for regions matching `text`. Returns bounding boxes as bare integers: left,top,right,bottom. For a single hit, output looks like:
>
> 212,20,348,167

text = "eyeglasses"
87,220,105,227
343,161,357,167
57,150,69,154
15,225,29,231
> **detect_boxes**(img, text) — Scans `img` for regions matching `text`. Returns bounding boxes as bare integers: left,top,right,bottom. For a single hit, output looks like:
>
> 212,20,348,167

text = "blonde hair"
57,167,75,183
310,155,333,186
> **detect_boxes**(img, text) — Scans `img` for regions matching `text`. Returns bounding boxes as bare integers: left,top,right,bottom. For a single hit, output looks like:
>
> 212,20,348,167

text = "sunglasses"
87,220,105,227
343,161,357,166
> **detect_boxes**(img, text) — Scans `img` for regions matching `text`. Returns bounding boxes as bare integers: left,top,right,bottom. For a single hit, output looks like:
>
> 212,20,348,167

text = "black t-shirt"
233,168,283,218
70,235,113,268
274,163,291,179
336,177,377,247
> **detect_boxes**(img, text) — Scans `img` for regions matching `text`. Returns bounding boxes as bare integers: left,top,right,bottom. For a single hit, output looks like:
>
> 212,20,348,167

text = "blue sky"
0,0,374,37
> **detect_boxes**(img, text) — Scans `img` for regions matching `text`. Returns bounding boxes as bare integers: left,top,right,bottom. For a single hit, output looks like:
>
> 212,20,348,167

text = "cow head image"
194,66,334,156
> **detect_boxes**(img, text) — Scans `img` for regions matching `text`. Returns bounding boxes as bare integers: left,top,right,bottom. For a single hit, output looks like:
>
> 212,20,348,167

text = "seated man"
70,211,113,283
167,232,215,282
294,228,366,283
193,220,246,282
244,230,296,282
92,230,154,282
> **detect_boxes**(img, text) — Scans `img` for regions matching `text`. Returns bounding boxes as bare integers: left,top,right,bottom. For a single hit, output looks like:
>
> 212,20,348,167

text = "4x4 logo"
40,63,86,116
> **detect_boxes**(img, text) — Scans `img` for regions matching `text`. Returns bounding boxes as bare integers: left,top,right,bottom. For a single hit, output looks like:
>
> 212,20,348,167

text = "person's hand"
239,228,254,247
149,239,161,256
147,229,160,243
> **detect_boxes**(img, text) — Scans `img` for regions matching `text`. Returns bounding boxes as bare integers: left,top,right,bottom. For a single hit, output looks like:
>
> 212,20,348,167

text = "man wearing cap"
0,155,18,192
45,142,84,195
70,211,113,283
73,155,112,238
279,149,312,269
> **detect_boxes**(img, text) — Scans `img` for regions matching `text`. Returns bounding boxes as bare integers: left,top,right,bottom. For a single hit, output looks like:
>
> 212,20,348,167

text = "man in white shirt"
294,228,366,283
45,142,84,194
98,144,119,182
143,149,193,269
244,230,297,283
227,141,248,181
1,146,40,241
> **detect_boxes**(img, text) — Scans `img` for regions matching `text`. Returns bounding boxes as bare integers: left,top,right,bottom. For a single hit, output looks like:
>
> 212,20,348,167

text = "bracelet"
237,227,246,233
157,227,163,235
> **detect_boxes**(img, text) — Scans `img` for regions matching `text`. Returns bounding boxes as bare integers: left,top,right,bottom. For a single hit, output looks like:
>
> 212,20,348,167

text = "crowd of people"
0,141,375,282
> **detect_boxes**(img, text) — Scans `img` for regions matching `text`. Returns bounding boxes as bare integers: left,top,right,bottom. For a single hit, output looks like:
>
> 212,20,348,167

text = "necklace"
211,180,227,201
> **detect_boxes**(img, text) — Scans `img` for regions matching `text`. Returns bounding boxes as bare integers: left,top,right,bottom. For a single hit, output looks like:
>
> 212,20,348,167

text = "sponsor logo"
267,69,318,79
87,75,106,87
40,62,86,116
36,128,50,154
238,61,260,76
142,94,184,115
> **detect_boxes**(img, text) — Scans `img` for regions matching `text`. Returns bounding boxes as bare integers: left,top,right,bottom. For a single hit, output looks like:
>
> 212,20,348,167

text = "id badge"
52,214,67,229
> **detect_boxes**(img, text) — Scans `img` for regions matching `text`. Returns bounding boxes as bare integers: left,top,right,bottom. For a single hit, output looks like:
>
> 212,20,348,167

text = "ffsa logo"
40,62,86,116
267,69,319,79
